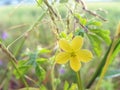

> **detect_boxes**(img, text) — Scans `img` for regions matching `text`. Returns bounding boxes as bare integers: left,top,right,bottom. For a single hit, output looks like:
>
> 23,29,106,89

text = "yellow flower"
55,36,93,72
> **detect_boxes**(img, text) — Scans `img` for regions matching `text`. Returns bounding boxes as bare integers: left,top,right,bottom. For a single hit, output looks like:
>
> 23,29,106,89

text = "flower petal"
77,49,93,63
59,39,72,52
56,52,70,64
70,56,81,72
71,36,83,51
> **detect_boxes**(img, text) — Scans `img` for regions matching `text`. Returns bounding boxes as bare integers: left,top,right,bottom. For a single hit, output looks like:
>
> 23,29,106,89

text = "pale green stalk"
95,39,118,90
76,71,84,90
51,62,56,90
7,11,47,49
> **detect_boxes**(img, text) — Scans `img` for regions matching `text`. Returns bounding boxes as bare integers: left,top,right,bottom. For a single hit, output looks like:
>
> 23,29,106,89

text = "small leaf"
54,78,61,86
37,0,43,6
88,34,102,56
90,29,111,44
64,81,69,90
35,65,46,82
74,13,87,25
69,83,78,90
14,60,30,79
40,84,47,90
59,31,67,38
67,33,73,40
87,20,102,26
36,58,47,64
39,48,51,54
28,52,38,66
74,28,85,37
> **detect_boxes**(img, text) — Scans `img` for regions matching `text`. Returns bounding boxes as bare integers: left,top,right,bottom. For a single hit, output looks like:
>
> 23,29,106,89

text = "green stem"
95,39,118,90
0,43,29,89
76,71,84,90
7,11,47,49
51,62,56,90
86,41,113,88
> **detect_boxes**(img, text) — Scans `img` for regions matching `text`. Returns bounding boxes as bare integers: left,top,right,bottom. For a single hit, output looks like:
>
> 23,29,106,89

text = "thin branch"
77,20,88,32
44,0,58,18
7,24,29,30
43,0,60,35
76,0,107,21
7,11,47,49
0,43,17,63
66,5,88,32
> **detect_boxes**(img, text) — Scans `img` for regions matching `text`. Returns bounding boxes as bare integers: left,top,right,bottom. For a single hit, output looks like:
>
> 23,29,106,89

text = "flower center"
70,52,76,57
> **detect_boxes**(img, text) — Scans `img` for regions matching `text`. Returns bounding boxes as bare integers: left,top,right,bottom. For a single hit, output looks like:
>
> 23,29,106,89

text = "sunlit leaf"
87,20,102,26
69,83,78,90
59,31,67,38
90,29,111,44
40,84,47,90
39,48,51,54
74,13,87,25
64,81,69,90
37,0,43,6
88,34,102,56
36,58,47,64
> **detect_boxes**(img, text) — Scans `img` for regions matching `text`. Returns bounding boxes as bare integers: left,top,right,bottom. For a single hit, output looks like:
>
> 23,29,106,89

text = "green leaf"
35,65,46,82
14,60,30,79
74,13,87,25
40,84,47,90
74,28,85,37
87,20,102,26
69,83,78,90
88,34,102,56
36,58,47,64
90,29,111,44
39,48,51,54
64,81,69,90
67,33,73,40
59,31,67,38
28,52,38,66
37,0,43,6
54,78,61,86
